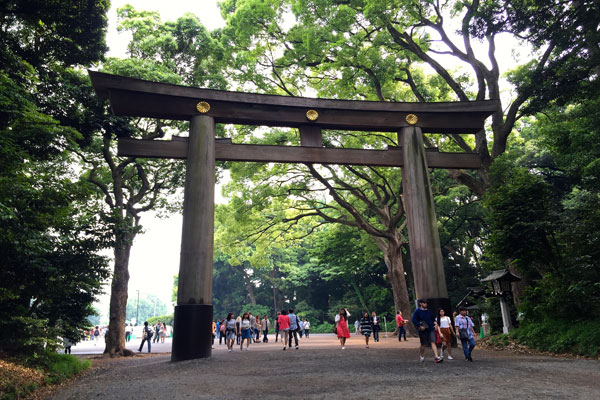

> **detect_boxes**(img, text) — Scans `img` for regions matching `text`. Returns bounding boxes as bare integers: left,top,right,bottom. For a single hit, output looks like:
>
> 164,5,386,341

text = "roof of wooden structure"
89,71,498,134
481,269,522,282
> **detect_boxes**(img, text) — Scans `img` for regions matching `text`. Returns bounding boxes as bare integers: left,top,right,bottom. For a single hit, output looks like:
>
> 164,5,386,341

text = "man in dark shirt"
411,299,442,363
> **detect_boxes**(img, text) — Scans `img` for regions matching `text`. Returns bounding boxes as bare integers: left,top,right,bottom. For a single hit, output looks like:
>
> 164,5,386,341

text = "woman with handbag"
335,308,351,349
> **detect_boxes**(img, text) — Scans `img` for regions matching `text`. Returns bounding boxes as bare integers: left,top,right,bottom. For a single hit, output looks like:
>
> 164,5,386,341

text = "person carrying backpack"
138,321,152,353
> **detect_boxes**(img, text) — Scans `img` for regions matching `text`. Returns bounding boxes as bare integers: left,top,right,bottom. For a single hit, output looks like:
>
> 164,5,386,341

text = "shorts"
418,329,436,345
226,330,236,340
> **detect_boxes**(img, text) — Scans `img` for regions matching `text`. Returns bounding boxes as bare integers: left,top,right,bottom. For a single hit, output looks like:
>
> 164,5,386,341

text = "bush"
147,314,173,326
0,351,90,400
43,352,91,384
310,322,335,334
511,319,600,357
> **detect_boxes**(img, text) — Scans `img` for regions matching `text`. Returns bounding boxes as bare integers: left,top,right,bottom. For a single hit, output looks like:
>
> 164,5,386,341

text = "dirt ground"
46,333,600,400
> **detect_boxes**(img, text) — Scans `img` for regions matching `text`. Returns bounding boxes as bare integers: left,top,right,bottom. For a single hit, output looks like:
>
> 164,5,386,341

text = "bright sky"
96,1,226,321
96,0,526,322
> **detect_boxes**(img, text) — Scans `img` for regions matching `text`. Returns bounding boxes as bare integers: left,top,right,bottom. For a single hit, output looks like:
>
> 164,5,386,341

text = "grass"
0,351,91,400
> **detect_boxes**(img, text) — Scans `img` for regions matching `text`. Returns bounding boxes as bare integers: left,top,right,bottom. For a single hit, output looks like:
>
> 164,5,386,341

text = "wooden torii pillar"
89,71,497,361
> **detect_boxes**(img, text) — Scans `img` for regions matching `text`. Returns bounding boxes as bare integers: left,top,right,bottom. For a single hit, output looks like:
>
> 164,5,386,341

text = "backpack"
145,328,153,339
94,329,100,336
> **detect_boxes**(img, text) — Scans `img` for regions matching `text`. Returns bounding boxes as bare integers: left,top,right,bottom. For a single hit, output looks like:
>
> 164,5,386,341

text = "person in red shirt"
396,310,408,341
277,309,290,350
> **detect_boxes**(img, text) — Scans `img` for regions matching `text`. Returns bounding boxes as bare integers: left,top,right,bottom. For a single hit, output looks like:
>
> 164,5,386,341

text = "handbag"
435,330,442,346
458,317,469,340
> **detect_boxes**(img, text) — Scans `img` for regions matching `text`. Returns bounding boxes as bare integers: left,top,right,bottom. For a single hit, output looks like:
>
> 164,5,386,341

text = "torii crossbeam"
90,71,497,362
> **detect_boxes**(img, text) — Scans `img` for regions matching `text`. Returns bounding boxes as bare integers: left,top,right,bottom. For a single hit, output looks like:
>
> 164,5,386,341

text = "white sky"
95,0,526,322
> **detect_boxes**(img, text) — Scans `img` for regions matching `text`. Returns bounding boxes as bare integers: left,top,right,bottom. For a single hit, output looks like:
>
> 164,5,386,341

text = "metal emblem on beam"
196,101,211,113
306,109,319,121
406,114,418,125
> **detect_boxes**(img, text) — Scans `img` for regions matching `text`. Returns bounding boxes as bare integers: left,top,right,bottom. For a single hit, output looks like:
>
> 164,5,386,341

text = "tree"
0,0,111,355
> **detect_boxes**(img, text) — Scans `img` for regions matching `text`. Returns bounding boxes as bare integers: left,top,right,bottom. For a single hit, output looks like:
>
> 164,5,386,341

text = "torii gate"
89,71,497,362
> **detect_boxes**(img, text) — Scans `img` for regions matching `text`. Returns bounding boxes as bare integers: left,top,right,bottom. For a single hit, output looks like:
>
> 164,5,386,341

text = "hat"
418,299,428,303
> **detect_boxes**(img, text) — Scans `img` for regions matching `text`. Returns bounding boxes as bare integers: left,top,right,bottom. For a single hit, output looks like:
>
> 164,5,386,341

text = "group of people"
411,299,476,363
215,310,311,352
333,302,476,364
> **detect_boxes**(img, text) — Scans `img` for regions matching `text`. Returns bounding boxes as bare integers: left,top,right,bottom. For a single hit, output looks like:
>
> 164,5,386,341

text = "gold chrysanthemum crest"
406,114,418,125
196,101,211,113
306,109,319,121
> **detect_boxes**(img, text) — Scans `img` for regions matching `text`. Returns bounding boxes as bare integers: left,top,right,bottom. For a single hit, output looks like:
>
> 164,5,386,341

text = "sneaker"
283,347,286,351
228,349,232,352
419,356,425,362
468,356,473,362
342,346,345,350
434,356,443,363
295,346,299,350
447,355,454,360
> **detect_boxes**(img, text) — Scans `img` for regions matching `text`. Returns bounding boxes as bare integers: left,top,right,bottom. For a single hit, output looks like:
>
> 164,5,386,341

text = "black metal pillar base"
426,297,457,348
171,304,213,362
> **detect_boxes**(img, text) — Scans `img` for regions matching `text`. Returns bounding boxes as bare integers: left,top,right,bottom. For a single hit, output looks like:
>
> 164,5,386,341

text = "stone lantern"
481,269,521,334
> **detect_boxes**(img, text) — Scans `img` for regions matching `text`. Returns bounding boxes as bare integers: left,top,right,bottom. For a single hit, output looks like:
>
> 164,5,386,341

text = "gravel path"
47,334,600,400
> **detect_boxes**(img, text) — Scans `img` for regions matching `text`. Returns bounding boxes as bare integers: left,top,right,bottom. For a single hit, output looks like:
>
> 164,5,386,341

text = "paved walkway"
51,334,600,400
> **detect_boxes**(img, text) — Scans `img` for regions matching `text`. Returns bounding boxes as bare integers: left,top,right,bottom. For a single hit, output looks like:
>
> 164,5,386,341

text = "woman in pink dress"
335,308,351,349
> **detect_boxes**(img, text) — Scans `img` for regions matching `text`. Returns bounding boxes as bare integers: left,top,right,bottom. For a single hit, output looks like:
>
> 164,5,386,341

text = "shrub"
147,314,173,326
44,353,90,384
511,319,600,357
310,322,335,334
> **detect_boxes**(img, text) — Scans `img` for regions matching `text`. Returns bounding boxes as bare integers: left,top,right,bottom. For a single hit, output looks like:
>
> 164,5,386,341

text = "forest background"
1,0,599,362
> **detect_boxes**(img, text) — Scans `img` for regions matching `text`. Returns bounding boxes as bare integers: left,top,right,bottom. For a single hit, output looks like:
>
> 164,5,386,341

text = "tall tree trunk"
377,237,416,335
104,231,134,356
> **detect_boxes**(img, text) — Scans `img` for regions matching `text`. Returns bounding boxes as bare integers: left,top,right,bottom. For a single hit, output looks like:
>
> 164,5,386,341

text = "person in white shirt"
437,308,454,360
303,319,311,338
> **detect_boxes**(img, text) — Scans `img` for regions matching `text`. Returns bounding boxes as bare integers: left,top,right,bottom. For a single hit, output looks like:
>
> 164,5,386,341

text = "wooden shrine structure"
89,71,497,362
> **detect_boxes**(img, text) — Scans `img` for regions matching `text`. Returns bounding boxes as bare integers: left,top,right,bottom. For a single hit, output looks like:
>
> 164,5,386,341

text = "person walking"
153,321,161,343
160,322,167,344
240,312,252,350
63,337,72,354
219,319,226,345
303,319,310,338
125,323,132,342
93,326,100,345
411,299,442,363
354,319,360,335
455,307,476,361
254,314,262,342
261,315,270,343
212,320,216,349
371,312,381,342
437,308,454,360
396,311,408,341
335,308,351,349
138,321,152,353
288,308,300,350
225,313,237,352
298,318,304,338
236,315,242,345
274,311,281,342
359,312,374,348
278,309,290,350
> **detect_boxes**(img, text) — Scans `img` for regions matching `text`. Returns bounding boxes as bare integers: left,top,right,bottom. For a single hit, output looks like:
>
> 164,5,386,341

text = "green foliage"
0,2,111,356
147,314,173,326
310,322,335,334
42,352,91,385
125,294,168,324
242,304,270,317
511,319,600,357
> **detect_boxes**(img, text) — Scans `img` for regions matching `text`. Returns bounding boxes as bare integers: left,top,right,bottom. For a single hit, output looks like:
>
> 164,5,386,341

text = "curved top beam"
89,71,498,133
